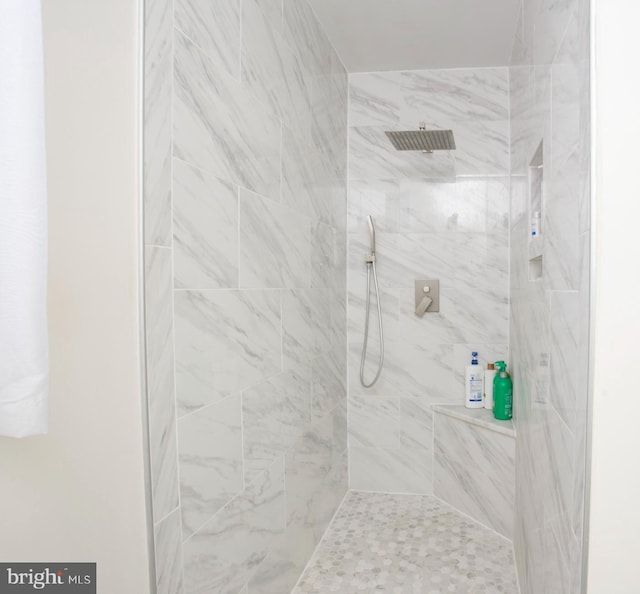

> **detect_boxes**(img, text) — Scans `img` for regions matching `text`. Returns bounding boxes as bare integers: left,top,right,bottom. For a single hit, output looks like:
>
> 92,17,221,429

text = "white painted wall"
587,0,640,591
0,1,151,592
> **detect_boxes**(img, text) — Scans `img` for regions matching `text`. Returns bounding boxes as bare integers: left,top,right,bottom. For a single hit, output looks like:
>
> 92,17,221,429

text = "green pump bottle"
493,371,513,420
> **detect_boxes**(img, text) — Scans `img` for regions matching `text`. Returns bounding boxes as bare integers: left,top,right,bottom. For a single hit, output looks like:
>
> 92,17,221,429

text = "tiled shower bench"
433,404,516,540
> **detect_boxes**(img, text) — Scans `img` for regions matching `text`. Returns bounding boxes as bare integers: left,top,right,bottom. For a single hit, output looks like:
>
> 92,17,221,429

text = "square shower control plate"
415,280,440,313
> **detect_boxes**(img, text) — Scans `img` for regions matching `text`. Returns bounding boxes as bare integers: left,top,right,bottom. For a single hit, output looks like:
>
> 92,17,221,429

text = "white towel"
0,0,48,437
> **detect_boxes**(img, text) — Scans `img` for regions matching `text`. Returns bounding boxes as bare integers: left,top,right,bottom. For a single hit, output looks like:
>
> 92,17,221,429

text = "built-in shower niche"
528,141,544,281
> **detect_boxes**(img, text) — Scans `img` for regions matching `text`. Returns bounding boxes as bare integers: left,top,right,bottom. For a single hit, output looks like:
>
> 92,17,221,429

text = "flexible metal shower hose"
360,260,384,388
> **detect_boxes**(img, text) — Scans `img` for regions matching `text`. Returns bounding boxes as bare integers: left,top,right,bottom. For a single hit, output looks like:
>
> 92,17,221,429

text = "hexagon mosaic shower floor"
292,491,519,594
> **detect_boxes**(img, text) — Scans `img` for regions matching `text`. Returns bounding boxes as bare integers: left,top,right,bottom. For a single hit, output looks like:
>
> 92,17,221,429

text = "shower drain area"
292,491,519,594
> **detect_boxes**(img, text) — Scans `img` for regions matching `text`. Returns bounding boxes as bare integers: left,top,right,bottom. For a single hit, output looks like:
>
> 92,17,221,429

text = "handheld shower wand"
367,215,376,256
360,216,384,388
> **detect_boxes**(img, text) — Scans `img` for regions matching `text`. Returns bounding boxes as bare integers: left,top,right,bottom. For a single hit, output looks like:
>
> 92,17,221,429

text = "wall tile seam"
167,0,183,523
544,508,583,549
178,399,347,541
172,287,284,293
153,503,181,529
165,0,186,590
302,0,348,75
179,455,284,548
290,487,352,592
174,390,245,423
549,5,581,69
348,65,512,78
507,65,513,357
172,26,287,134
433,492,516,545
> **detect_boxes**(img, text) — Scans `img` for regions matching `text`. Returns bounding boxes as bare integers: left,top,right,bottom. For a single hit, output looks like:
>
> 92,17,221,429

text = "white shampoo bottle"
464,352,484,409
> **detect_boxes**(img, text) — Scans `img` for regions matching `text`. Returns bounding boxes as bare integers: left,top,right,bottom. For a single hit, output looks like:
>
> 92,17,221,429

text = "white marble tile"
332,398,348,455
282,289,331,369
173,159,238,289
348,71,403,128
399,398,433,449
282,0,332,77
349,340,455,403
396,178,487,234
448,119,510,176
399,68,510,125
241,0,311,124
239,189,311,289
173,31,281,202
248,516,314,594
349,231,458,292
435,413,515,487
534,0,577,66
242,366,311,483
144,0,172,246
281,123,316,218
182,457,285,594
549,291,579,431
311,350,346,421
348,395,399,449
330,288,347,352
285,416,333,532
510,5,527,66
434,413,515,538
347,285,401,347
174,0,240,79
509,66,537,175
154,509,184,594
543,517,574,594
347,179,400,235
314,178,348,232
543,69,580,292
572,232,590,541
145,247,180,519
348,68,511,177
440,282,509,344
509,174,528,236
349,125,456,182
543,407,574,526
349,443,432,494
311,72,348,177
174,289,281,415
314,447,348,543
178,395,243,539
508,1,590,588
310,221,336,289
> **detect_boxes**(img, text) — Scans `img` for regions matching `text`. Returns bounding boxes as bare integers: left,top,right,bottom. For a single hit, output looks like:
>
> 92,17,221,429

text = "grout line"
153,504,181,528
291,489,351,591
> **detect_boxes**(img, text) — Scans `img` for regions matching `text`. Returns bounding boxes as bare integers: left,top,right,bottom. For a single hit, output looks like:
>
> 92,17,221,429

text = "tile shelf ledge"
432,404,515,438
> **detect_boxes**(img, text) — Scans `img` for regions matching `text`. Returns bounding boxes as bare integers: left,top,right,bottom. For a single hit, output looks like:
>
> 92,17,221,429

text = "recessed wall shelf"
528,141,544,282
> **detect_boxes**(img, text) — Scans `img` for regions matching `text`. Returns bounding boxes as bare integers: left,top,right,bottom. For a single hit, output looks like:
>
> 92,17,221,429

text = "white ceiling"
308,0,521,72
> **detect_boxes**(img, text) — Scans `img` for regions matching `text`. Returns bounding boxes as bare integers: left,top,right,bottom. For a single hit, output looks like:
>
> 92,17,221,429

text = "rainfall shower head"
385,126,456,152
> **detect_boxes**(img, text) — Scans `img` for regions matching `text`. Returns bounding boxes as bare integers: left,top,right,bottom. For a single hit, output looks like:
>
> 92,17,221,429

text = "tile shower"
144,0,348,591
142,0,590,593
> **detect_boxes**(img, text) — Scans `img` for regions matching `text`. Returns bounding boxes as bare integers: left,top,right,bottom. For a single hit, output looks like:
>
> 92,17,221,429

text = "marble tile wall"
144,0,349,592
347,67,510,494
433,409,515,539
509,0,590,592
